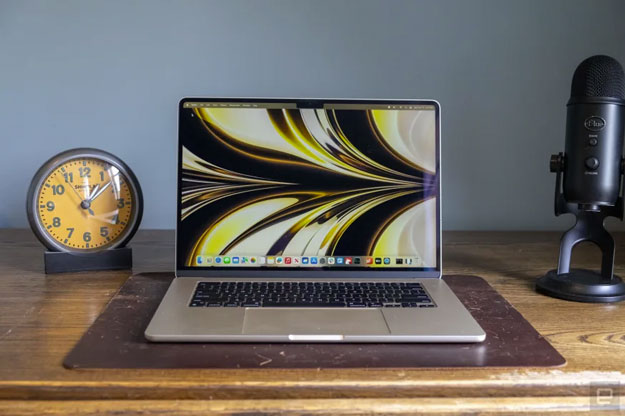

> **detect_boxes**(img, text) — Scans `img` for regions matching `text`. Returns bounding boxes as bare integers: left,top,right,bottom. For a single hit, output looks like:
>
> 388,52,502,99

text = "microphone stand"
536,152,625,302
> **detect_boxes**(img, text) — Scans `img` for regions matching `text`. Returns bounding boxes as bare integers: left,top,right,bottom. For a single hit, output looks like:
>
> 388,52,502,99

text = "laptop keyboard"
189,281,435,308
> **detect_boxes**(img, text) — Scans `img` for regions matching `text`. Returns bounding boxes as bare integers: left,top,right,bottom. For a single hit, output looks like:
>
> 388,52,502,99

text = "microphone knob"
550,153,564,172
585,157,600,170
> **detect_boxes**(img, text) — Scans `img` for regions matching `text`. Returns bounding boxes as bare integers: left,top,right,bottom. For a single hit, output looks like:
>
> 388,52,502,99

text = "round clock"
26,148,143,253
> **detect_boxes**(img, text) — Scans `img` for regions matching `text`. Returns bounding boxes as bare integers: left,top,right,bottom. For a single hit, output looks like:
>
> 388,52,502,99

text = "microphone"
538,55,625,303
562,55,625,211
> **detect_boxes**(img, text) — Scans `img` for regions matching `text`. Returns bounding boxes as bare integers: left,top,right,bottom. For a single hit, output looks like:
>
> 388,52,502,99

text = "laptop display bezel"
175,97,441,279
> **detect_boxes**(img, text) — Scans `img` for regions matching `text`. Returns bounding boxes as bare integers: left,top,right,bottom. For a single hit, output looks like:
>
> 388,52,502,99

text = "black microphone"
562,55,625,211
538,55,625,303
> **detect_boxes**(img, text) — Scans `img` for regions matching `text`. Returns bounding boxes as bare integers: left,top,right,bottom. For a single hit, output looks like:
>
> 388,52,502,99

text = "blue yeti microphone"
538,55,625,303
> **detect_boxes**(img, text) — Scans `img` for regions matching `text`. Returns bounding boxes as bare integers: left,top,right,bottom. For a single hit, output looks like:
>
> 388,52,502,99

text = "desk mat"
64,273,565,369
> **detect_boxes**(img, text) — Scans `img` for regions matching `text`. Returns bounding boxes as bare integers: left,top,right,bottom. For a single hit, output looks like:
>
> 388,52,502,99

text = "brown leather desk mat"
64,273,565,369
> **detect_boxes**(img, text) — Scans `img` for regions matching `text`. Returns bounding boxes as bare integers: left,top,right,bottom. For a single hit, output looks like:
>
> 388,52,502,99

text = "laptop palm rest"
242,308,390,336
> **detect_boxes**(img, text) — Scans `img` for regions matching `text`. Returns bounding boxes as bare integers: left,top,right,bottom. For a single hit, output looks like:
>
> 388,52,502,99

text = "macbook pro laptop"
145,98,485,342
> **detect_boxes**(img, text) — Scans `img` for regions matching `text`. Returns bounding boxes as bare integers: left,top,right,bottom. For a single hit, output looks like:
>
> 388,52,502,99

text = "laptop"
145,98,485,343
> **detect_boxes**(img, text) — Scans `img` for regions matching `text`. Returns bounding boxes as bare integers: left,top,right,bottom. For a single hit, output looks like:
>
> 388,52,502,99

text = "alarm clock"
26,148,143,273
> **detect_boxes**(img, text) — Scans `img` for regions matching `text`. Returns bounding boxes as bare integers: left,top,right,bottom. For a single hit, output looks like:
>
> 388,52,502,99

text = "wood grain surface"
1,229,624,415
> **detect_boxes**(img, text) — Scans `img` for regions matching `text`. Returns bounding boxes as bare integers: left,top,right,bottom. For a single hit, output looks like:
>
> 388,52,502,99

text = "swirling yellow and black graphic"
179,105,438,268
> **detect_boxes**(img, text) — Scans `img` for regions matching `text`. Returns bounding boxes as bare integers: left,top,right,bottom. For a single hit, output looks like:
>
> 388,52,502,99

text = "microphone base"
536,269,625,303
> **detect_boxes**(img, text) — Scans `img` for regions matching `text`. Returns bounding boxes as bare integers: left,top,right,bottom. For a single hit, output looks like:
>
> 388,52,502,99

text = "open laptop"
145,98,485,343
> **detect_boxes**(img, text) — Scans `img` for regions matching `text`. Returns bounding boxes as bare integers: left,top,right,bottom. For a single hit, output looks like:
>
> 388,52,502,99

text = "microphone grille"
571,55,625,100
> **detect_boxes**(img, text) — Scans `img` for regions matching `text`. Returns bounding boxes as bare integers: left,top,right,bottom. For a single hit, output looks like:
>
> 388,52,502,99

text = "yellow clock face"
36,157,135,251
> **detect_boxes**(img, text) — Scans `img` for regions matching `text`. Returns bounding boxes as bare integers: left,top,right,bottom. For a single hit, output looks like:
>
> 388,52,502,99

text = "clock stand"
44,246,132,274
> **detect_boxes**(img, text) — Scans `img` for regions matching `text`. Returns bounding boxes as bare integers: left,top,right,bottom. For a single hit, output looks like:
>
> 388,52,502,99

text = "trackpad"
242,308,390,335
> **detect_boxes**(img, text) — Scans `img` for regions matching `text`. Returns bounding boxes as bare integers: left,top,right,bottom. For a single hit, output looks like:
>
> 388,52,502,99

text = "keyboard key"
189,300,205,307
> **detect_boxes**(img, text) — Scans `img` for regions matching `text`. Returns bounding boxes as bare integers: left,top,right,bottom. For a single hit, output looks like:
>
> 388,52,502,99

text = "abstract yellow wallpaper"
178,104,438,268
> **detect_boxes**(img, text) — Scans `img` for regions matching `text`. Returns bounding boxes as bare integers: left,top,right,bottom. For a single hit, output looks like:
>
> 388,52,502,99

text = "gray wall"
2,0,625,230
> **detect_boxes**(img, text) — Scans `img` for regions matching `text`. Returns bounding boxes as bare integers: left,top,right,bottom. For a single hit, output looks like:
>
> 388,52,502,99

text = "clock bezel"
26,148,144,254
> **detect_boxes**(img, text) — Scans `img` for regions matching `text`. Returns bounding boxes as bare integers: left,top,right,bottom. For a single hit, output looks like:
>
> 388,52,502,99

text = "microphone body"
563,99,625,208
561,55,625,210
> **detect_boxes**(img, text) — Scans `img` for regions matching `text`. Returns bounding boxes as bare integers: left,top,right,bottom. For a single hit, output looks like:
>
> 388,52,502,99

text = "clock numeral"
83,232,91,242
117,198,125,208
99,171,105,181
111,214,118,225
52,184,65,195
79,167,91,178
63,172,73,183
100,226,109,237
66,228,74,238
52,217,61,227
46,201,55,211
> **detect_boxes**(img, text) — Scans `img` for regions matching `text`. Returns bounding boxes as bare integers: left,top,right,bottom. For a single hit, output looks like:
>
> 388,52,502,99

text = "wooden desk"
0,229,623,415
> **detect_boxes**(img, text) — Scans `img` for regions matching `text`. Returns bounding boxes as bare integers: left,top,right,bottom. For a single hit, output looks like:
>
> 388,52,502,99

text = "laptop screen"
177,99,439,272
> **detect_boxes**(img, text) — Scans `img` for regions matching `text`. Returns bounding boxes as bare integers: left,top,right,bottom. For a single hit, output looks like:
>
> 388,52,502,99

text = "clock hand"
87,183,100,201
62,176,93,218
79,198,95,216
81,170,94,199
60,173,97,218
71,175,98,216
64,176,85,201
88,181,111,202
84,181,114,218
